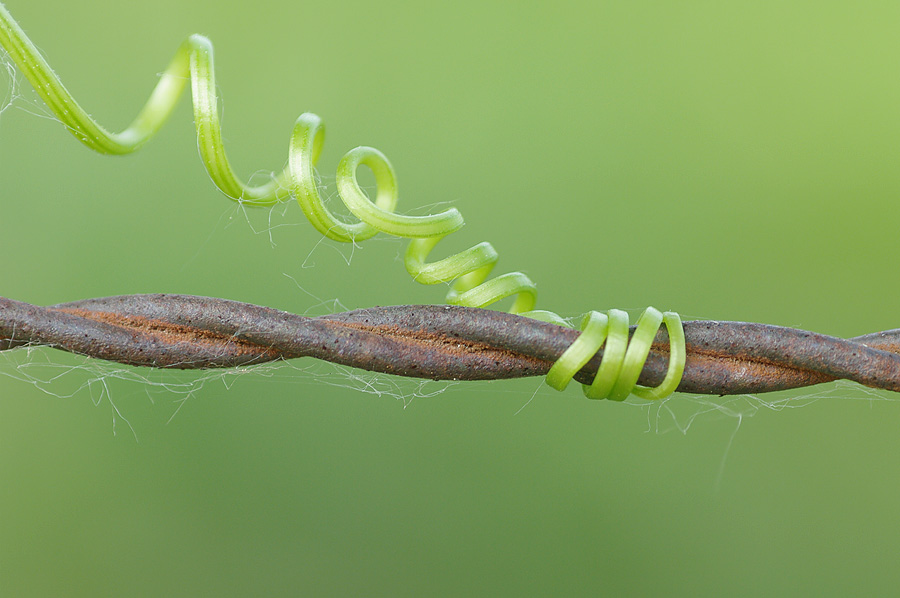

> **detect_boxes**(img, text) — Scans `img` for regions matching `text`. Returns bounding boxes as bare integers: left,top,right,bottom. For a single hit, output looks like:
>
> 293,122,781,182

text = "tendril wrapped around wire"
0,3,686,400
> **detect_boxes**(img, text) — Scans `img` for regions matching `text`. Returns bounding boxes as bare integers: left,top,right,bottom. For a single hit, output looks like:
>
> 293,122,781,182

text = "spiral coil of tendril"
0,4,686,400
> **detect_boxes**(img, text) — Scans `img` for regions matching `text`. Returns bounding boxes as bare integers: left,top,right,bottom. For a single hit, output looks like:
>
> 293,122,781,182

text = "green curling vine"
0,3,685,401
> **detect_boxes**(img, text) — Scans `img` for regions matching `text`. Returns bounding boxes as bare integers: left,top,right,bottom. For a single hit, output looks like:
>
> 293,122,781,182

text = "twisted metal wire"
2,294,899,396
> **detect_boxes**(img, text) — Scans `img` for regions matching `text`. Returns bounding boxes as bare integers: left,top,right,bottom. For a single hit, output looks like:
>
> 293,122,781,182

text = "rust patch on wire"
55,307,277,359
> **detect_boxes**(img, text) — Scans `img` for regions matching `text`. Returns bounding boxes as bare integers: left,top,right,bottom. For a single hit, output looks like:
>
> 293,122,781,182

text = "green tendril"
0,3,686,401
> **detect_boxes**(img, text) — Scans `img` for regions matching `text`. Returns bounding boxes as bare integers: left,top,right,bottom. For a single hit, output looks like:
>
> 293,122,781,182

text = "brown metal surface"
1,293,899,396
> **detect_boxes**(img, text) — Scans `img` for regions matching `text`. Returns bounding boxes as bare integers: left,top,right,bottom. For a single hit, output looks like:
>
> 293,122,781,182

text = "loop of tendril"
0,4,685,400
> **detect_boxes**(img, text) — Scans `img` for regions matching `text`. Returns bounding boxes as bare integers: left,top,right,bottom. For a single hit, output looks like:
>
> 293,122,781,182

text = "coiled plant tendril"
0,4,685,401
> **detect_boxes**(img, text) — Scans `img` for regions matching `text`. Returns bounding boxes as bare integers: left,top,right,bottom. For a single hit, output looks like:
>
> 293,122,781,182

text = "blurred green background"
3,0,900,595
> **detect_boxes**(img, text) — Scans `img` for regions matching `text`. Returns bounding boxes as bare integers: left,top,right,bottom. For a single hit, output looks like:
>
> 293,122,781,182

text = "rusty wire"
1,293,899,396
